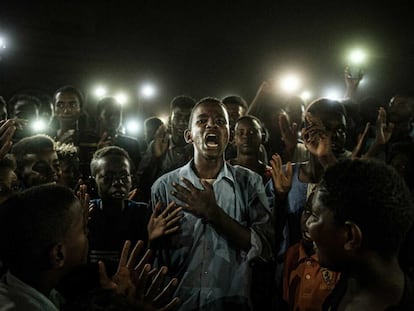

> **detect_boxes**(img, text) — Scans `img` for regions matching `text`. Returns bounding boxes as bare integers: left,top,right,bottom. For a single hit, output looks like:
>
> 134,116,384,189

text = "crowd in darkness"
0,68,413,310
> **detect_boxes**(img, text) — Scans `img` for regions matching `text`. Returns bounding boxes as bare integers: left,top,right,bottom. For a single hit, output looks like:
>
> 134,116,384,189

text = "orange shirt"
283,241,341,311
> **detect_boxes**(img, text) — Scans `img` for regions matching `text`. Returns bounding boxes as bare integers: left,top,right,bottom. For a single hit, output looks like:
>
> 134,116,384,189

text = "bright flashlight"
125,119,141,135
114,92,128,105
32,119,47,133
94,86,107,98
348,49,366,65
279,74,301,94
300,90,312,102
0,37,6,49
140,84,156,98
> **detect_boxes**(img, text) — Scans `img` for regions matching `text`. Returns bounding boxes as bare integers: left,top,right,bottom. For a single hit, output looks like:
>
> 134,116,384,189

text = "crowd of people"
0,69,413,310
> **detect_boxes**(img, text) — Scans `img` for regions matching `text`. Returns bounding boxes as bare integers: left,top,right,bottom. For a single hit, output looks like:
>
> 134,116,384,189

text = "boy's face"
186,102,229,160
234,118,262,155
94,155,132,201
306,188,348,271
21,150,60,187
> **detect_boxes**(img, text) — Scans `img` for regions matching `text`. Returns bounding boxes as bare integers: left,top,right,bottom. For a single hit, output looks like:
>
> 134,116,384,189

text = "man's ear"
49,243,65,269
343,221,362,251
184,129,192,143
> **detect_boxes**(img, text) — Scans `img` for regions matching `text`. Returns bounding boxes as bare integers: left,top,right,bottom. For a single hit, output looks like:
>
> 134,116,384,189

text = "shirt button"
305,274,311,280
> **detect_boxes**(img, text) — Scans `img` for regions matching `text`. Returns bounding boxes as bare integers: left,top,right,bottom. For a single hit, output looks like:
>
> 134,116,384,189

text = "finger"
164,225,181,235
199,179,213,192
126,240,144,269
160,201,177,217
146,266,168,299
118,240,131,270
165,206,183,222
154,278,180,309
158,297,181,311
285,161,293,183
135,264,151,299
98,261,115,289
134,248,152,272
171,182,191,195
179,177,199,193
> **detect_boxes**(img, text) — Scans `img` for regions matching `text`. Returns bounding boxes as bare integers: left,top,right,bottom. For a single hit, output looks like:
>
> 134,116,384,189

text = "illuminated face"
186,102,229,160
94,155,132,201
170,106,192,146
234,118,262,156
63,200,89,267
306,188,347,271
54,92,81,124
20,150,60,187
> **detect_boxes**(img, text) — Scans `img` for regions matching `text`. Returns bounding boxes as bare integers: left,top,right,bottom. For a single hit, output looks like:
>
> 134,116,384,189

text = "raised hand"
171,177,218,221
375,107,394,145
351,122,370,159
152,124,170,158
98,240,180,310
270,153,293,200
0,119,21,159
76,183,91,224
148,201,183,241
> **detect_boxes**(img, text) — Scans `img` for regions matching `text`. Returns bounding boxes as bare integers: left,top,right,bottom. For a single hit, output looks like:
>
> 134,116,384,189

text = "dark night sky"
1,1,414,117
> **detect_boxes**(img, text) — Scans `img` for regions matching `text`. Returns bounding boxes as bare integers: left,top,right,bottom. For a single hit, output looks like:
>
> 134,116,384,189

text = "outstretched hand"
148,201,183,241
270,153,293,200
0,119,21,159
98,240,180,310
152,124,170,158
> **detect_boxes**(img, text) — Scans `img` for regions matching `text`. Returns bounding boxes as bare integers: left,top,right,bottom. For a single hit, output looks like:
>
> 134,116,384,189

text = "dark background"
1,1,413,118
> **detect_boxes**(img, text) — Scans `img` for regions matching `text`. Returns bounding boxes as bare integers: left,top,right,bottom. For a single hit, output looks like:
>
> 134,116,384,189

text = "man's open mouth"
205,133,218,148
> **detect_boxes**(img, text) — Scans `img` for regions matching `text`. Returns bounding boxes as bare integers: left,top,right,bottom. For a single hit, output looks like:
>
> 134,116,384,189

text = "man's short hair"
53,85,84,108
170,95,196,111
0,184,79,271
90,146,133,177
319,158,414,259
222,95,248,111
11,134,56,171
188,97,228,128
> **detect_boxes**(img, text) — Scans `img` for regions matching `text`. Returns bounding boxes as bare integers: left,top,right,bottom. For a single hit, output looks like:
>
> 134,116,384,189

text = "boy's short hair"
319,158,414,259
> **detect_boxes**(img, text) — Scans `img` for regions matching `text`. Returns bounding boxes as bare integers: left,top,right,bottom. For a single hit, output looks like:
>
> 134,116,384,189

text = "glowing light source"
125,119,141,135
140,84,156,98
94,86,107,98
114,92,128,105
348,49,366,65
32,119,47,133
300,90,312,102
323,88,342,100
0,36,6,49
279,74,301,94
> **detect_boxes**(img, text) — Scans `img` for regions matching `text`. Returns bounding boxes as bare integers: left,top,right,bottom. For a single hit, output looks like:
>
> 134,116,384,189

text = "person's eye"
216,119,226,125
196,119,206,124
